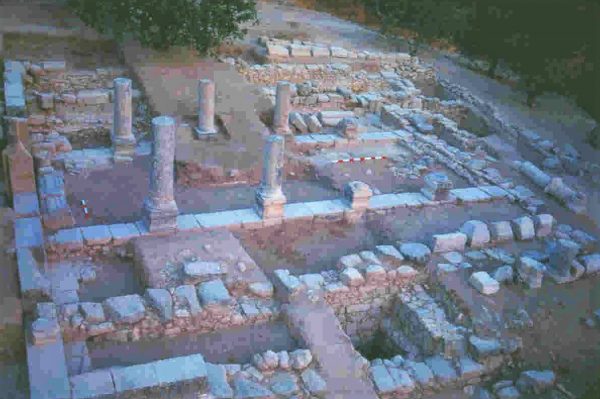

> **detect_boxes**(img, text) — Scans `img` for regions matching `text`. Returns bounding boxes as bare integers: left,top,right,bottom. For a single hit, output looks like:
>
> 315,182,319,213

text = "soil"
87,321,298,368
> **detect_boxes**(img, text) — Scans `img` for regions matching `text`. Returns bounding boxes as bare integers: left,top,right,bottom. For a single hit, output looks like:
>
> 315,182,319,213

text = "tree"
68,0,258,55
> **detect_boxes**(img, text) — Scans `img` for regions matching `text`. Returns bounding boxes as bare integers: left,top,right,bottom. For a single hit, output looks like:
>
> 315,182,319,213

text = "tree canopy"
68,0,258,55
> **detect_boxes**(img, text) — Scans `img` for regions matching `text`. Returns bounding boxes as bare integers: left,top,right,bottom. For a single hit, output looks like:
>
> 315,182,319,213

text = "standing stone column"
272,81,292,135
195,79,217,137
112,77,136,159
142,116,179,232
256,135,286,218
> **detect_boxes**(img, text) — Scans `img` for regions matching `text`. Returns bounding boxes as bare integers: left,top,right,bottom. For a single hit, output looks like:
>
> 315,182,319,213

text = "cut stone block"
145,288,173,321
399,242,431,265
206,363,233,398
581,254,600,275
111,363,158,394
493,265,514,284
511,216,535,240
425,356,458,386
516,370,555,394
79,302,105,324
460,220,491,248
51,228,83,251
174,285,202,316
154,353,207,387
81,224,112,246
431,232,467,253
267,44,290,57
249,282,274,298
450,187,491,203
31,318,60,345
232,375,274,398
468,335,502,359
108,223,140,245
104,294,146,324
374,245,404,265
15,217,43,248
489,221,514,242
77,89,110,105
533,214,554,237
197,280,233,307
517,257,546,289
70,370,116,399
184,261,225,284
340,267,365,287
469,272,500,295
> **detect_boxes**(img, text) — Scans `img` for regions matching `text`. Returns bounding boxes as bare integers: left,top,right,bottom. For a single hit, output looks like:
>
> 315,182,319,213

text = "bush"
68,0,258,55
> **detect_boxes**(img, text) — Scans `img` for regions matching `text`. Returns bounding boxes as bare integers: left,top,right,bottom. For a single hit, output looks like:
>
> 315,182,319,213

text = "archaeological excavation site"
0,1,599,399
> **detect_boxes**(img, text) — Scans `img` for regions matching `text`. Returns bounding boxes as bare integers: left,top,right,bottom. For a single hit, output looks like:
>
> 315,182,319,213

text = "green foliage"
362,0,598,121
67,0,258,55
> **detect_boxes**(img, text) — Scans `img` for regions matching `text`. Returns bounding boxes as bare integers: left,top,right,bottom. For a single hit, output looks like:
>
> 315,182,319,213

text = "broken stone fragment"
144,288,173,321
399,242,431,265
183,261,225,284
516,257,546,289
469,272,500,295
493,265,514,284
516,370,555,394
103,294,146,324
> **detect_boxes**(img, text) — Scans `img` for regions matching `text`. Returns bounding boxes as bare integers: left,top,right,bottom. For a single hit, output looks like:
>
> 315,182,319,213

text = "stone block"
51,228,84,251
81,224,112,246
365,264,386,284
469,272,500,295
301,369,327,396
174,285,203,316
289,44,312,57
270,371,299,395
249,282,274,298
519,161,551,188
108,223,141,245
15,217,43,248
154,354,207,387
31,318,60,345
340,267,365,287
184,261,225,284
489,221,513,242
145,288,173,321
374,245,404,265
206,363,233,398
516,370,555,394
267,43,290,57
77,89,110,105
460,220,491,248
289,112,308,133
38,92,54,110
457,357,484,381
111,363,158,394
431,232,467,253
581,254,600,275
13,192,40,217
533,214,554,237
399,242,431,264
299,273,325,289
197,279,233,307
311,46,330,57
41,61,66,73
370,365,397,394
330,46,349,58
450,187,491,203
517,257,546,289
511,216,535,240
468,335,502,360
343,181,373,210
425,356,457,386
70,370,115,399
80,302,105,323
493,265,514,284
232,375,274,398
176,214,202,231
404,361,435,388
104,294,146,324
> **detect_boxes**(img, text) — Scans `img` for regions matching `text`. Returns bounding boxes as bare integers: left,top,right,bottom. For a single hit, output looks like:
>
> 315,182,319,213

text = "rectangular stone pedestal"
256,192,286,219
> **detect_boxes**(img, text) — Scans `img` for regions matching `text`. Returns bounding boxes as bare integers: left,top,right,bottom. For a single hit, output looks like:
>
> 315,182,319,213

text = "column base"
273,126,292,136
256,191,286,219
194,127,218,139
112,135,136,158
141,199,179,233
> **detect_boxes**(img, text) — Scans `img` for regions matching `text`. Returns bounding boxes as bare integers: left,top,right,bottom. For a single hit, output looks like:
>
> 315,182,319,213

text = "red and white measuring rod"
80,199,90,219
332,156,387,164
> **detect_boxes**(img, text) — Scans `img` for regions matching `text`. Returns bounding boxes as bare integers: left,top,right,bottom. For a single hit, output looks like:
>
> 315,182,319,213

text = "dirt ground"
87,321,297,368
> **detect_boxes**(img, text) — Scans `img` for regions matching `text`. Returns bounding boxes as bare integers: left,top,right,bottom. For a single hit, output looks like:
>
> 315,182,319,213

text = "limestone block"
343,181,373,210
511,216,535,241
425,356,457,386
70,370,116,399
468,335,502,360
184,261,225,284
460,220,491,248
311,46,330,57
77,89,110,105
489,221,514,242
404,361,435,388
365,264,386,284
399,242,431,265
469,272,500,295
144,288,173,321
249,282,274,298
79,302,105,323
41,61,66,73
289,44,312,57
111,363,158,394
516,370,555,394
206,363,233,398
299,274,325,289
519,161,551,188
305,114,322,133
38,92,54,110
104,294,146,324
267,44,290,57
330,46,349,58
154,354,207,387
270,371,299,396
457,357,484,381
81,224,112,246
337,253,363,269
301,369,327,395
493,265,514,284
544,177,577,202
517,257,546,289
374,245,404,265
431,232,467,253
87,322,115,337
340,267,365,287
274,269,304,295
533,214,554,237
232,375,274,398
36,303,57,320
289,112,308,133
197,279,232,307
31,318,60,345
581,254,600,275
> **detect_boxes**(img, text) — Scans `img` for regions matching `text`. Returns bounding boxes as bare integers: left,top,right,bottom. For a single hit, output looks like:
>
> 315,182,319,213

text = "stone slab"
81,225,112,246
450,187,491,203
206,363,234,398
15,217,43,248
104,294,146,324
70,370,115,399
195,210,244,229
111,363,158,394
177,214,202,231
154,354,207,386
13,192,40,217
108,223,141,245
26,333,71,399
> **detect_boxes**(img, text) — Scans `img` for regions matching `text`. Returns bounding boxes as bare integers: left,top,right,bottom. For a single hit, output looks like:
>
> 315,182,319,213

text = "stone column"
142,116,179,232
112,77,136,159
272,81,292,135
256,135,286,218
195,79,217,137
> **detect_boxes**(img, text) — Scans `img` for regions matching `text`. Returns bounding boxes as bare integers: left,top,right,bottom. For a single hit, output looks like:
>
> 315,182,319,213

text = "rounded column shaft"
196,79,216,136
273,81,292,135
113,78,133,139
